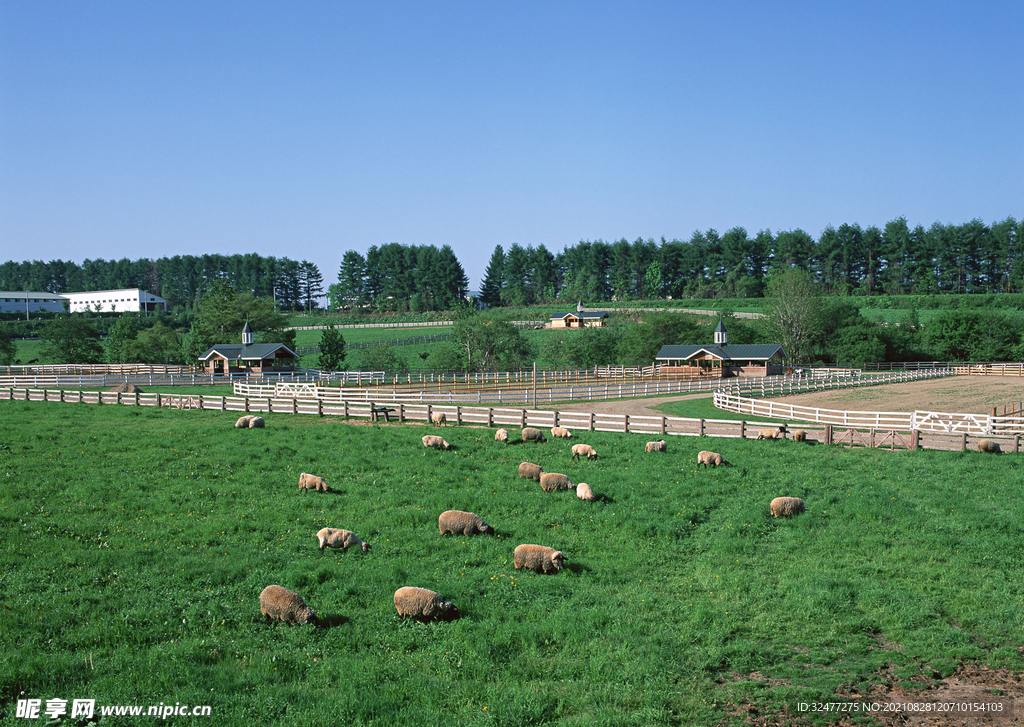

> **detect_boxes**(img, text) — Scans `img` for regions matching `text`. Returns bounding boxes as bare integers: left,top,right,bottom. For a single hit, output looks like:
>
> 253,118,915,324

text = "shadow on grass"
316,614,349,629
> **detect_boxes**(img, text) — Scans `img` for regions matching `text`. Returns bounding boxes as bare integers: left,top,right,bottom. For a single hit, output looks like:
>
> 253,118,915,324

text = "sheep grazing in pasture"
422,435,452,450
792,430,807,442
393,587,459,621
495,428,509,444
645,440,667,453
438,510,494,536
697,450,732,468
770,497,805,518
756,425,787,440
539,472,573,492
571,443,598,461
315,527,369,552
298,472,330,492
576,482,595,501
248,416,265,428
513,544,565,574
259,585,317,625
522,427,547,443
551,426,573,439
430,411,448,427
235,415,254,428
518,462,544,481
977,439,1002,454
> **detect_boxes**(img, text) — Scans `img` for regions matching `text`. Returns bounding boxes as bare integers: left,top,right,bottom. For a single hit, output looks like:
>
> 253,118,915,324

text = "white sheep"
259,585,317,625
576,482,595,501
518,462,544,481
756,425,787,440
235,415,254,428
522,427,547,443
422,435,452,450
571,443,598,461
697,450,732,468
298,472,330,492
315,527,369,552
513,544,564,574
249,416,265,429
770,496,805,518
645,439,667,453
977,439,1002,454
430,411,448,427
393,587,459,621
551,426,572,439
495,428,509,444
438,510,494,535
539,472,573,492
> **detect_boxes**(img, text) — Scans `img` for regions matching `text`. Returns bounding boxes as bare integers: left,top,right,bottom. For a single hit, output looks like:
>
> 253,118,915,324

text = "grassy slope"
1,400,1022,725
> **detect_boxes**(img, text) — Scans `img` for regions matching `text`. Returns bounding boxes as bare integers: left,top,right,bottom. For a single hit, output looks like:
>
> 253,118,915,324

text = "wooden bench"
370,405,396,422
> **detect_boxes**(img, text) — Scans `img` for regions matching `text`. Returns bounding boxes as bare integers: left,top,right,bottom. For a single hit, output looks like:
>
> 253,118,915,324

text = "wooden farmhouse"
655,319,786,378
549,310,609,329
197,323,299,375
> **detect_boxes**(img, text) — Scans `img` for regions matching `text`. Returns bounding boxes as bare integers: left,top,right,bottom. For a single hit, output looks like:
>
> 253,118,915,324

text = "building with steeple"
197,324,298,374
654,318,785,378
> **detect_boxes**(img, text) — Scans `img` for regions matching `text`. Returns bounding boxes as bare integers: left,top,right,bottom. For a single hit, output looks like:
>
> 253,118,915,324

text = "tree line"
329,243,469,312
477,216,1022,306
0,254,324,312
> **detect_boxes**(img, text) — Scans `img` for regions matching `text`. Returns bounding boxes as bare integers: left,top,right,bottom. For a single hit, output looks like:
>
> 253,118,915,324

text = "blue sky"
1,1,1021,291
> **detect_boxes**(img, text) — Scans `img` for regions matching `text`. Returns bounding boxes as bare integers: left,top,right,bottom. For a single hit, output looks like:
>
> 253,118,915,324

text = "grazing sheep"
393,587,459,621
697,450,732,467
522,427,547,443
259,585,317,625
513,544,564,574
756,425,787,440
430,411,448,427
576,482,595,501
539,472,573,492
248,416,265,429
315,527,369,552
792,429,807,442
645,439,667,453
235,415,254,428
518,462,544,481
298,472,330,492
977,439,1002,454
571,443,598,461
770,496,805,518
495,428,509,444
551,426,573,439
438,510,494,535
422,435,452,450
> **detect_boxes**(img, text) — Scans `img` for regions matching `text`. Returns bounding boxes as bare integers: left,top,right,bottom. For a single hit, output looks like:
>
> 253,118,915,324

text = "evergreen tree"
106,315,140,363
479,245,505,307
318,324,347,371
299,260,324,311
0,327,16,366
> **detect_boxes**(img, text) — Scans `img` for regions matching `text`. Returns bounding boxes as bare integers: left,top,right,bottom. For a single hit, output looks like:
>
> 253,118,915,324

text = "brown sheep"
518,462,544,481
259,585,317,625
792,429,807,442
315,527,369,552
551,426,573,439
539,472,573,492
576,482,595,501
522,427,547,443
298,472,330,492
394,587,459,621
756,425,787,440
495,428,509,444
422,435,452,450
438,510,494,535
513,544,564,574
770,497,805,518
977,439,1002,454
571,443,598,461
430,411,448,427
697,450,732,467
645,440,667,453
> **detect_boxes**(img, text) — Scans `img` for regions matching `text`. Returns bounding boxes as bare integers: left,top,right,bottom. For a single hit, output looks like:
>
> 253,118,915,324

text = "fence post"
589,413,594,431
487,407,493,427
456,406,462,425
245,397,249,413
911,430,919,450
399,404,405,422
699,418,705,437
521,409,526,427
1015,434,1019,453
661,417,666,435
623,415,628,433
825,424,832,445
740,421,745,439
961,433,967,451
344,400,349,418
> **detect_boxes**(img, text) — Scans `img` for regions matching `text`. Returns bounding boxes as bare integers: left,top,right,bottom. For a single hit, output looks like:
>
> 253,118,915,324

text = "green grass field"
1,401,1023,725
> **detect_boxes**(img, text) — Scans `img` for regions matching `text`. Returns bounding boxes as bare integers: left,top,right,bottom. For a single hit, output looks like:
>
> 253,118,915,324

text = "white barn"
62,289,167,313
0,291,67,314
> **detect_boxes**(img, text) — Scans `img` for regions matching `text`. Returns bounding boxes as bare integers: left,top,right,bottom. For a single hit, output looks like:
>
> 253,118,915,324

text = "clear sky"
1,1,1021,292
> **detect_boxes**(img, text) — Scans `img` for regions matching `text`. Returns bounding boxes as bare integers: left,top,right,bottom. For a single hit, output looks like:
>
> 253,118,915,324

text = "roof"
714,318,727,334
0,291,66,300
655,343,786,361
550,310,609,320
198,343,298,362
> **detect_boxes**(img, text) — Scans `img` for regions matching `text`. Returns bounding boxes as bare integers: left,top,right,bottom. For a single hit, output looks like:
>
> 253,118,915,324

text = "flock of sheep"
257,418,814,627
